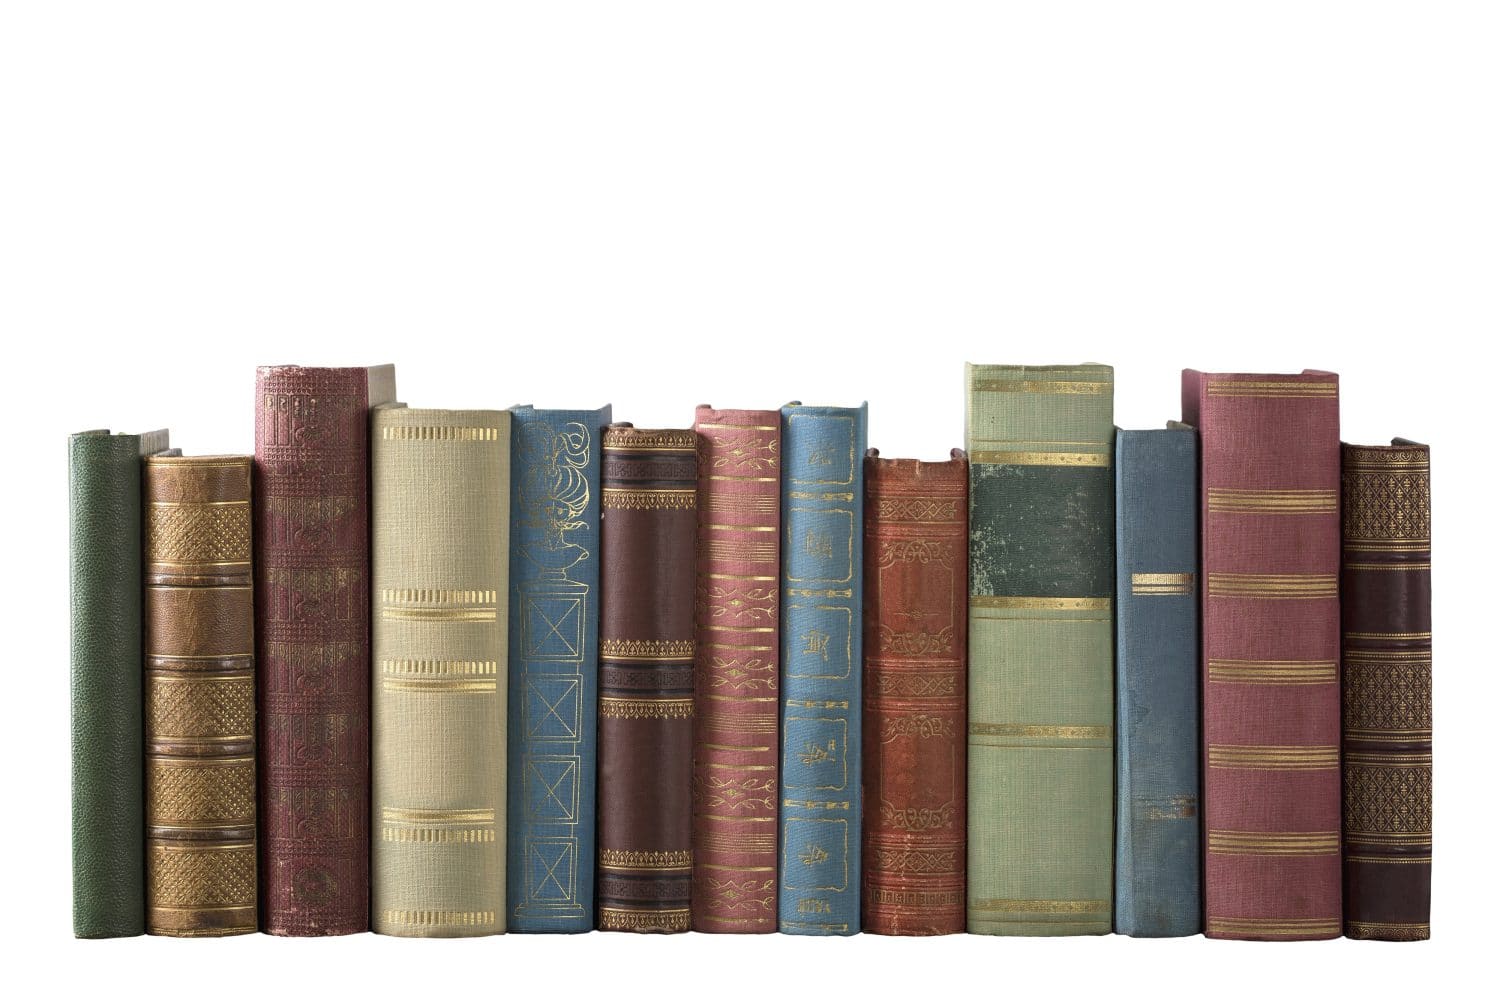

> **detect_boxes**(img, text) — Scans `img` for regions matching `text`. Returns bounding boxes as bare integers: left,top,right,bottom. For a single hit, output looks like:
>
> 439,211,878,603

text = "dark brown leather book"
862,449,968,935
1342,441,1432,941
597,425,697,932
143,455,257,937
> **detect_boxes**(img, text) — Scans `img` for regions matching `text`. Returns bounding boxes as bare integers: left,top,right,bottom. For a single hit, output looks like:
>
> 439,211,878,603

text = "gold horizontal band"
970,379,1111,395
602,488,697,511
1208,744,1339,770
1207,659,1338,685
382,807,495,823
598,908,691,932
599,696,694,720
1343,562,1432,572
969,723,1110,740
380,588,497,604
971,595,1111,610
1205,380,1337,397
599,849,692,870
380,910,497,927
380,426,502,441
600,638,694,659
1346,856,1431,864
380,608,497,622
969,898,1110,914
697,421,777,432
1209,918,1340,936
970,450,1109,467
381,659,497,676
381,678,497,693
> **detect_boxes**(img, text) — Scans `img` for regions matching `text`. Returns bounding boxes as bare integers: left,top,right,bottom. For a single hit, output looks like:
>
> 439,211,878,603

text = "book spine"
69,429,168,938
861,450,968,936
506,405,610,932
1341,442,1432,941
142,455,257,937
778,403,866,935
1113,429,1202,937
254,366,384,935
597,426,697,933
965,364,1115,936
371,409,509,937
1183,370,1342,941
690,407,781,932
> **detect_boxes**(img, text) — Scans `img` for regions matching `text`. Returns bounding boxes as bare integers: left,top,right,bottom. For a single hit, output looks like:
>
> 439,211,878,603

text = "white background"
3,1,1495,996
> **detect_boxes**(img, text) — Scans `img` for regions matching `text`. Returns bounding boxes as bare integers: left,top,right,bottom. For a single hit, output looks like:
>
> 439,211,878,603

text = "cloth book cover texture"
371,408,510,936
70,427,171,938
143,455,257,937
862,449,968,936
965,364,1115,936
778,402,867,935
1341,441,1431,941
1113,428,1201,937
507,404,611,932
691,406,781,932
254,364,397,935
1183,370,1342,941
597,426,697,932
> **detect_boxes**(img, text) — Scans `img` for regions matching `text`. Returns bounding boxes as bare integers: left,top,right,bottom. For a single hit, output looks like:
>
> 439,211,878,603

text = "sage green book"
371,407,509,936
964,364,1115,936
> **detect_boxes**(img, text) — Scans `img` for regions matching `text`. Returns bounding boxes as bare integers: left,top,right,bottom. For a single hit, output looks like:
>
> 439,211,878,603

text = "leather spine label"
861,450,968,936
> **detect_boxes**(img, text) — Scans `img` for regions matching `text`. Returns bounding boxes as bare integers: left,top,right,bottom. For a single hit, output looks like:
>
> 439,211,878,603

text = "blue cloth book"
778,402,867,935
1113,425,1202,937
506,404,611,932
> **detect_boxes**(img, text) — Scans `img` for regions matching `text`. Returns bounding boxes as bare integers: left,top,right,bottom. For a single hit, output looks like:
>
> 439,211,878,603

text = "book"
69,427,171,938
506,404,611,932
690,406,781,932
1183,370,1342,941
371,408,510,937
143,454,257,937
1113,427,1201,937
861,448,968,936
965,364,1115,936
254,364,397,936
1341,441,1432,941
778,402,866,935
597,426,697,933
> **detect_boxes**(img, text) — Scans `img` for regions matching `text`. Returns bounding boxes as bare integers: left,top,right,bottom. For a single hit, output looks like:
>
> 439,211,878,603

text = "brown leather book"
862,449,968,935
143,455,257,937
597,425,697,932
1342,441,1432,941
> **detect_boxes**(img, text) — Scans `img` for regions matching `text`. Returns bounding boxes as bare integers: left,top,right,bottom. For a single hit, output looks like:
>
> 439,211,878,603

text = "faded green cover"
964,364,1115,936
69,428,171,938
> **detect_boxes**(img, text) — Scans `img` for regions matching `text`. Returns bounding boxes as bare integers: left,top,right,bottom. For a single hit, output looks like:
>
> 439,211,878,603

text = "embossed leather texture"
371,408,509,936
597,426,697,933
861,449,967,936
1183,370,1342,941
778,402,866,935
143,455,257,937
506,405,611,932
255,364,396,935
691,406,781,932
1341,441,1431,941
1114,427,1201,937
70,428,170,938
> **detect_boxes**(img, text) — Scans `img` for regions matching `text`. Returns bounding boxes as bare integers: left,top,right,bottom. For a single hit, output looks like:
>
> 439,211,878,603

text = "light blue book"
506,405,611,932
778,402,866,935
1114,425,1202,936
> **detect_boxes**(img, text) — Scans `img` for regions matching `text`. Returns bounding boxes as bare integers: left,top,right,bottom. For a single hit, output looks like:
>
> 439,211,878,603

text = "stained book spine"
596,427,697,933
1341,442,1432,941
964,364,1115,936
506,405,610,932
255,364,395,936
778,403,866,935
142,455,258,936
861,450,968,936
1113,428,1201,937
1183,370,1342,941
371,409,509,936
690,407,781,932
69,428,170,938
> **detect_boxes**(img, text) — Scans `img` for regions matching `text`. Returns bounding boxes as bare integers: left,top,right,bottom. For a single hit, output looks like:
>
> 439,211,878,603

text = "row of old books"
69,363,1431,942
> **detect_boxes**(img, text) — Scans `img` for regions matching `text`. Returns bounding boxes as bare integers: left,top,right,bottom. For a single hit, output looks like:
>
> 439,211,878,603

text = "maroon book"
254,364,396,935
1183,370,1342,941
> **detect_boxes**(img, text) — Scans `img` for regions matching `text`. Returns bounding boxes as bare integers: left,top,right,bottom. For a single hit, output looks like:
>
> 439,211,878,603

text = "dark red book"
861,449,967,935
254,364,396,935
1183,371,1342,941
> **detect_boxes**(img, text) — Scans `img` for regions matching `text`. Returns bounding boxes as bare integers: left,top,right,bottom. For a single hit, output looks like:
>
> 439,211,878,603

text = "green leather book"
69,428,172,938
964,364,1115,936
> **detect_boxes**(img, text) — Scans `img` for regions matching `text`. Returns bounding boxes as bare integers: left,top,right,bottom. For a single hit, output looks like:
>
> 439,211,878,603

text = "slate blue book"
506,404,611,932
1114,425,1202,937
778,402,867,935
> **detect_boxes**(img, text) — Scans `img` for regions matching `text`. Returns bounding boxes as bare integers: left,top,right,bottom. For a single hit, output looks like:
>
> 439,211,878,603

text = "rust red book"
254,364,396,935
861,449,967,935
690,407,780,932
597,426,697,933
1183,370,1342,941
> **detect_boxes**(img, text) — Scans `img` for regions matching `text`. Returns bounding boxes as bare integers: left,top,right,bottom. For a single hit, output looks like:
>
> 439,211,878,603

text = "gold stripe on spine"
1206,488,1339,514
600,638,695,660
1207,830,1340,855
602,429,697,451
380,426,502,441
971,596,1112,610
1204,380,1338,397
598,908,692,932
1343,562,1432,572
601,487,697,510
599,849,692,870
970,898,1110,914
381,660,498,676
970,379,1111,395
968,724,1111,740
1130,572,1195,595
381,678,497,693
599,696,694,720
970,450,1110,467
1207,659,1338,685
1209,917,1341,936
380,910,497,927
379,589,497,604
379,608,497,622
1346,921,1430,941
1207,744,1340,770
1207,573,1338,599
